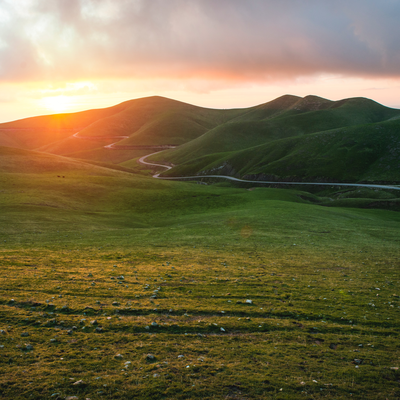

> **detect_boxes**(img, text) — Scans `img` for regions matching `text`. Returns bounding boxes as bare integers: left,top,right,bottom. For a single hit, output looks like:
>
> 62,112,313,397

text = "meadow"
0,148,399,399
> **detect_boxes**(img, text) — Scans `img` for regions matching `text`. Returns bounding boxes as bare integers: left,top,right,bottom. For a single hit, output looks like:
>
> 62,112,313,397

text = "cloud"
1,0,400,83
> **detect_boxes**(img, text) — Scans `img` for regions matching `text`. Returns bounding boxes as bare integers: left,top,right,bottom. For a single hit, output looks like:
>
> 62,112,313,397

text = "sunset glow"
40,95,74,113
0,0,400,122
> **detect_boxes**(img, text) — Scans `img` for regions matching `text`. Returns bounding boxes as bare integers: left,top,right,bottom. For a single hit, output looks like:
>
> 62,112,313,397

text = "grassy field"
1,146,400,399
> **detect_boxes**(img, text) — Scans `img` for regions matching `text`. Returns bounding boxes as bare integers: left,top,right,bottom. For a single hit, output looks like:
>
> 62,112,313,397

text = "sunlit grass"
1,216,399,399
0,151,399,398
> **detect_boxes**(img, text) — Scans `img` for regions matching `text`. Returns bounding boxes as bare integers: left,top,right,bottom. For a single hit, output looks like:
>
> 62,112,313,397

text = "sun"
41,95,73,113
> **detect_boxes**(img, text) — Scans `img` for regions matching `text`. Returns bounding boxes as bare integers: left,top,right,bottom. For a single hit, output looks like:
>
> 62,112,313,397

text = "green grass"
1,146,400,399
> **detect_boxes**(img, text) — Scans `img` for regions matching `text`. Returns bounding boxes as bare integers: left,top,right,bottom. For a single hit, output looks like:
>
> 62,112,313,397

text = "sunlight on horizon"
39,95,75,114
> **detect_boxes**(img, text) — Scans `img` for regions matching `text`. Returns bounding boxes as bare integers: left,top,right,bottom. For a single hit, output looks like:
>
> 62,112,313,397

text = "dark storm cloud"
0,0,400,82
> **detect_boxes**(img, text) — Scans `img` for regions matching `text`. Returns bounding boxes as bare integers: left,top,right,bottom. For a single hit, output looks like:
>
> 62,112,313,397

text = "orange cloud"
1,0,400,85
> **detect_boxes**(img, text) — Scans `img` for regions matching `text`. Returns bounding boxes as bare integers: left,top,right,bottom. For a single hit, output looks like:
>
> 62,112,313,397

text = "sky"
1,0,400,122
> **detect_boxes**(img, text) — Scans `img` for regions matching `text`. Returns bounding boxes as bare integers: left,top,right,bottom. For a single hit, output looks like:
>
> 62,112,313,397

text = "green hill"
75,96,246,145
156,97,400,184
161,118,400,183
2,94,400,184
24,96,247,158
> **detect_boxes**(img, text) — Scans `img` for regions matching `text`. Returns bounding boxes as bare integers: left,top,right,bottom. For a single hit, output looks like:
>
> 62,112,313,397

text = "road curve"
139,151,400,191
72,132,400,192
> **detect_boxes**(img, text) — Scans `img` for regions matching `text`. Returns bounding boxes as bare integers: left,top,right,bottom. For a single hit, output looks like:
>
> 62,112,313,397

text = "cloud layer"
1,0,400,83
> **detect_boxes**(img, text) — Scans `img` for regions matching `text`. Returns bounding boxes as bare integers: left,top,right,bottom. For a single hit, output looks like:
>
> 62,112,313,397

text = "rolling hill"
153,96,400,184
1,94,400,184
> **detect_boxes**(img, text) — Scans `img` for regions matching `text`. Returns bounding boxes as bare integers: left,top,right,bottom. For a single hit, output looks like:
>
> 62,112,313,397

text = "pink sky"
1,0,400,122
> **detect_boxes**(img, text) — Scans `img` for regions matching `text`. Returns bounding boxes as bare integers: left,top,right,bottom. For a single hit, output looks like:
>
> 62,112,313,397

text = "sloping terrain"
155,97,400,183
1,144,400,399
28,96,248,158
2,94,400,184
160,118,400,184
74,96,247,149
0,101,131,150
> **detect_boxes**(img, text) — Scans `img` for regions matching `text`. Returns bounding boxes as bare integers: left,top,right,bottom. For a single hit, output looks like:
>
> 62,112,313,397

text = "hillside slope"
2,94,400,184
159,96,400,167
0,101,131,150
34,96,248,158
161,118,400,184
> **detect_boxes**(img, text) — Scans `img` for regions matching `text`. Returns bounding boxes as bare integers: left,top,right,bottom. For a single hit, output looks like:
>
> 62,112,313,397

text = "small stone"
95,327,103,333
90,320,98,325
178,355,184,358
151,322,159,327
220,327,225,332
25,344,33,351
112,302,119,306
114,354,123,359
354,359,363,365
329,343,337,350
153,373,160,378
0,330,6,334
72,380,85,386
67,330,73,335
50,338,57,343
21,332,29,337
146,354,156,361
245,299,253,304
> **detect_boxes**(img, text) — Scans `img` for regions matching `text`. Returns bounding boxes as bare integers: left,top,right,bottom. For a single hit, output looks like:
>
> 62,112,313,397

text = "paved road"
72,133,400,192
139,152,400,191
